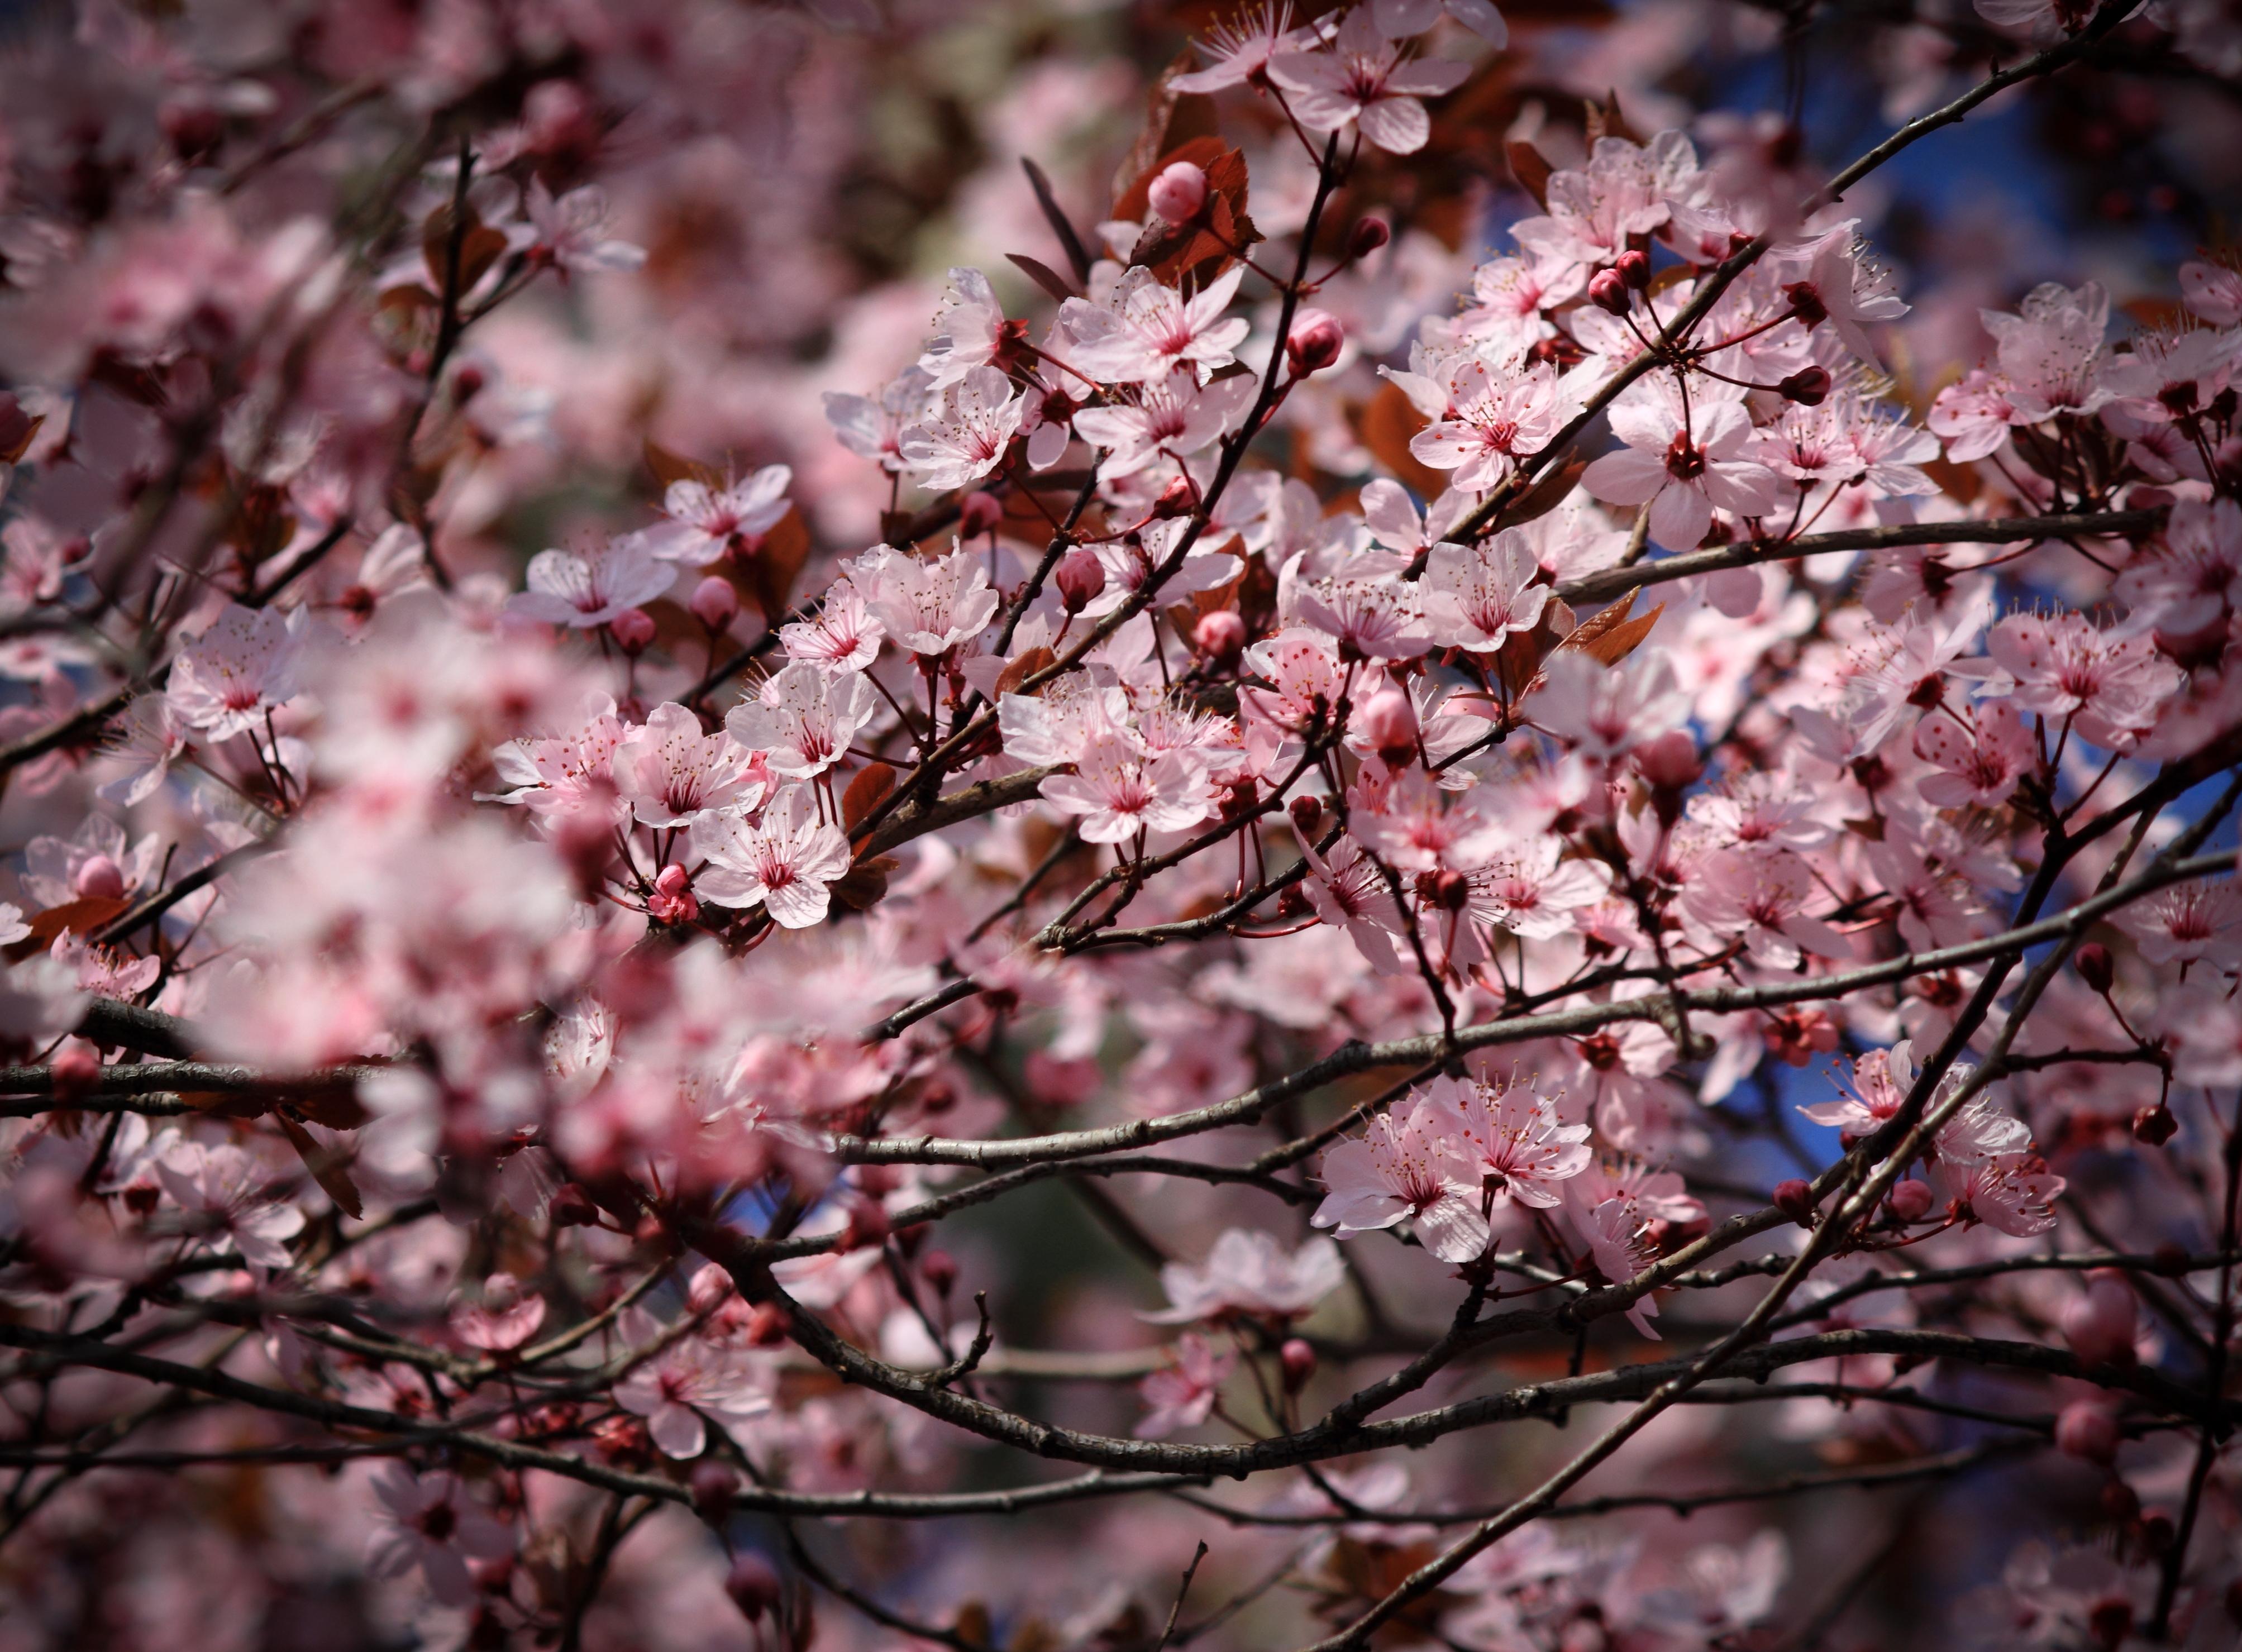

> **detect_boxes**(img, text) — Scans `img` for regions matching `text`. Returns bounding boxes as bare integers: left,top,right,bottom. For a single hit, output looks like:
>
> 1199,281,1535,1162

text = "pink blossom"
1582,385,1782,550
1429,1073,1592,1210
366,1466,514,1607
1313,1092,1489,1263
727,661,876,780
1987,611,2183,750
613,1310,773,1457
522,179,645,274
855,544,999,656
1145,1228,1345,1323
690,786,853,928
1070,369,1256,480
449,1272,548,1352
1038,731,1217,842
1420,529,1552,651
2115,879,2242,967
166,603,307,741
1409,355,1577,491
917,268,1010,390
1172,2,1315,92
1267,9,1470,155
1134,1332,1235,1438
1529,650,1689,762
612,701,766,827
780,580,886,674
1063,266,1252,385
507,537,675,629
898,365,1025,491
1681,847,1848,967
154,1142,305,1269
642,466,793,565
1914,698,2034,808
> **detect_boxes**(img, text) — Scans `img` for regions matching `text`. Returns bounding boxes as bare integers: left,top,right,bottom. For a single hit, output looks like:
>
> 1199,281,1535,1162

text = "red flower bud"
1887,1178,1935,1223
1280,1338,1316,1392
2055,1400,2119,1464
2133,1103,2177,1147
921,1249,958,1295
1052,544,1106,613
690,1461,738,1522
49,1040,99,1105
1615,248,1651,289
1357,686,1419,769
1633,730,1701,790
2074,942,2115,994
2063,1271,2139,1368
747,1302,790,1347
959,489,1004,538
1349,216,1391,259
1588,269,1630,315
724,1552,785,1622
1777,366,1831,406
1289,793,1323,839
1773,1178,1816,1228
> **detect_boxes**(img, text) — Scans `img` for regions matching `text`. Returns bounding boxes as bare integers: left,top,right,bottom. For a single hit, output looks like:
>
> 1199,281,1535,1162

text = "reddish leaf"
20,897,130,955
1354,382,1449,498
1019,158,1093,287
1577,601,1665,666
745,507,814,624
276,1114,364,1220
1506,140,1552,209
1005,252,1079,303
993,646,1057,699
645,440,724,493
829,855,898,913
842,762,898,832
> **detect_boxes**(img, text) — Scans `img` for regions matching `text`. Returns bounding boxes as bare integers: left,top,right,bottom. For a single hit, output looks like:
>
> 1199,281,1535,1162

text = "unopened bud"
648,862,699,926
1773,1178,1816,1229
1194,609,1246,662
1887,1178,1935,1223
1152,473,1200,518
1349,216,1391,259
2063,1271,2139,1367
49,1040,99,1104
690,1461,738,1522
746,1302,789,1347
1633,730,1701,791
2074,942,2115,994
1777,366,1831,406
841,1197,890,1253
1785,280,1829,326
1434,870,1470,913
1280,1338,1316,1392
688,1261,736,1316
724,1551,785,1623
549,1183,599,1228
1285,309,1345,376
2133,1103,2177,1147
690,575,740,631
1588,269,1630,315
1615,248,1651,289
72,853,126,902
1358,686,1419,769
1289,794,1323,839
921,1249,958,1295
608,608,656,653
2055,1400,2119,1464
959,489,1004,538
1147,159,1209,225
1053,544,1106,613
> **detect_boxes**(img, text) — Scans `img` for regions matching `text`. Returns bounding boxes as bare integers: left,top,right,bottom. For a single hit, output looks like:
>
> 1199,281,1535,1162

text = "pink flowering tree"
3,1,2242,1648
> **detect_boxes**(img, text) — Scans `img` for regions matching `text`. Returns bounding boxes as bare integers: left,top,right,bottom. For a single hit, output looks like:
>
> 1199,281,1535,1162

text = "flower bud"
1358,686,1419,769
549,1183,599,1228
2074,942,2115,994
921,1249,958,1295
1152,472,1201,518
690,575,740,631
49,1040,99,1104
1147,160,1209,225
1434,870,1470,913
2063,1271,2138,1368
1053,544,1106,613
724,1551,785,1622
959,489,1005,538
1289,793,1323,839
1280,1338,1316,1392
1773,1178,1816,1229
73,854,126,902
1887,1178,1935,1223
1615,248,1651,289
841,1196,890,1253
648,862,699,926
2133,1103,2177,1147
1784,280,1829,326
1194,609,1246,662
690,1461,738,1524
608,608,656,653
2055,1400,2119,1464
1587,269,1630,315
1777,366,1831,406
1349,216,1391,259
1285,309,1345,376
688,1261,736,1316
747,1302,790,1347
1633,730,1701,791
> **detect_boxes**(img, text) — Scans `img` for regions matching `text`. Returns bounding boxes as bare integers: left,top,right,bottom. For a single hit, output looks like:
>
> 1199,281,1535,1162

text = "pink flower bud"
1053,544,1106,612
724,1551,785,1622
1633,730,1701,790
2133,1103,2177,1147
72,854,126,902
959,489,1005,537
1194,609,1246,662
688,1261,736,1316
648,862,699,926
2074,942,2115,994
1433,870,1470,913
1588,269,1630,315
1615,248,1651,289
1152,473,1200,518
690,1461,738,1522
1358,687,1419,769
1349,217,1391,258
2055,1400,2119,1464
1285,309,1345,375
1773,1178,1816,1229
922,1249,958,1295
1289,794,1324,839
747,1302,789,1346
608,608,656,653
690,575,740,630
2063,1271,2138,1368
49,1039,99,1104
1148,160,1209,225
1887,1178,1935,1223
1280,1338,1316,1392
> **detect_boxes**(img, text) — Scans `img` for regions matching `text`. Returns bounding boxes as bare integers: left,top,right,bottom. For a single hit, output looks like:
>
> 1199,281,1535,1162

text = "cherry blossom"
365,1466,515,1607
1038,730,1217,842
1145,1228,1345,1322
507,537,674,629
1313,1091,1490,1263
1135,1332,1236,1438
165,604,307,741
690,786,853,928
611,700,765,827
854,543,999,656
1582,381,1782,550
642,466,793,565
1063,266,1253,384
898,365,1027,491
727,661,876,781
